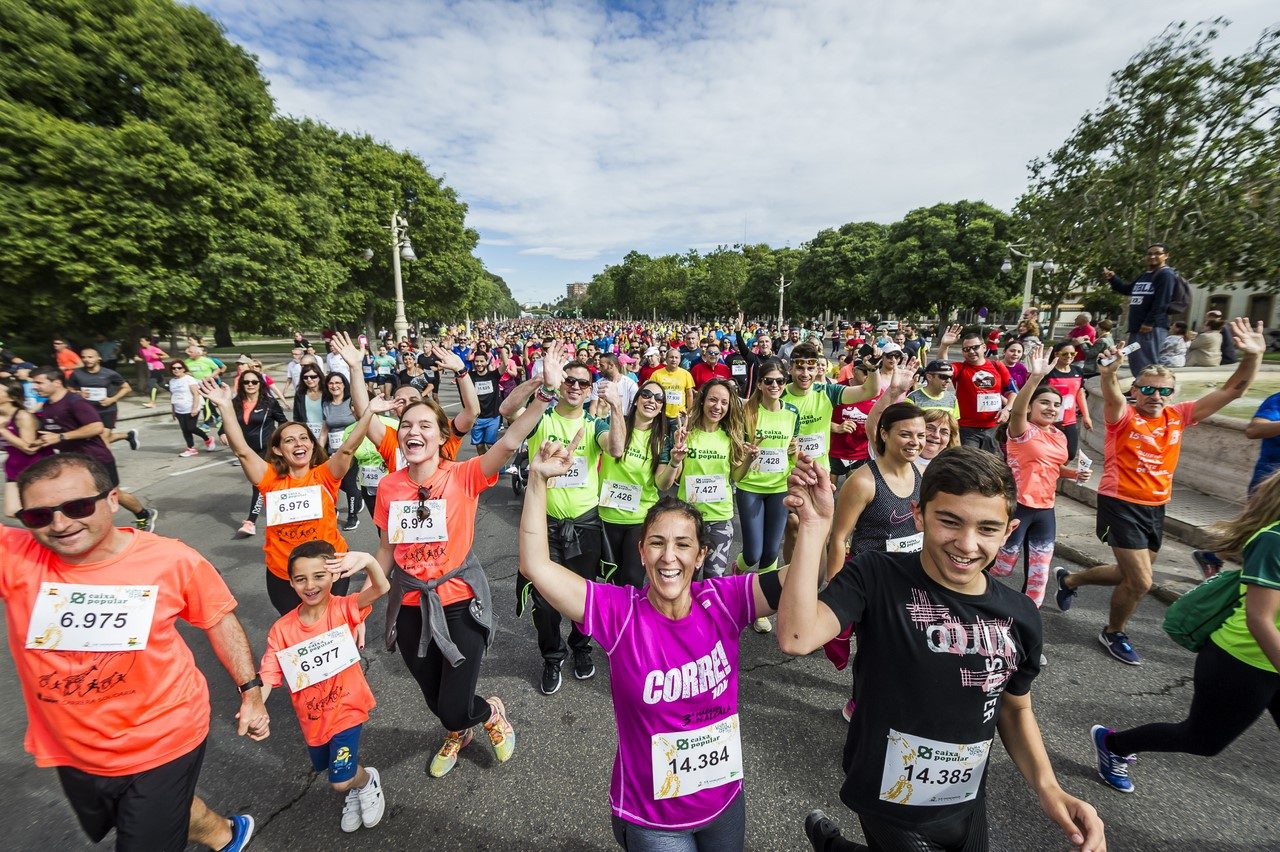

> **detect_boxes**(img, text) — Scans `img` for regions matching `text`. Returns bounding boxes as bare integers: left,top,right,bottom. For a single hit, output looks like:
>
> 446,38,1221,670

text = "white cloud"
198,0,1279,299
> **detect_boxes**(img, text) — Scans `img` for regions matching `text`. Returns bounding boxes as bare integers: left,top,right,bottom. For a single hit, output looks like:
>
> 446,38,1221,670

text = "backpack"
1162,568,1244,651
1166,270,1191,316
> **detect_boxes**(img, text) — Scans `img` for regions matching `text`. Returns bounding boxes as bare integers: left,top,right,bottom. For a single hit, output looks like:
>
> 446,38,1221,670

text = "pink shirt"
1005,422,1068,508
580,576,755,831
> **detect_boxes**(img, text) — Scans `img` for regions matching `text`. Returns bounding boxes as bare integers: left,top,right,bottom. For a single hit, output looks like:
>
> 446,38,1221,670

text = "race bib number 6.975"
26,583,158,652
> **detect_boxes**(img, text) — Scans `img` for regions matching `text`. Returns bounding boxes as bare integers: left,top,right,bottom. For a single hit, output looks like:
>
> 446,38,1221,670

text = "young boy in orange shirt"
259,541,390,833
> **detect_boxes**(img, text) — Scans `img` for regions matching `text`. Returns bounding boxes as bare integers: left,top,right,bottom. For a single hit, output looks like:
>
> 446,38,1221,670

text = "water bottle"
1076,451,1092,484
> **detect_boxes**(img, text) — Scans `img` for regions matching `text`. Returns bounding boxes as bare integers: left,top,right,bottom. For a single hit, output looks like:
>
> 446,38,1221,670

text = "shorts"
307,724,363,783
57,739,206,852
1096,493,1165,552
829,456,866,478
470,416,501,446
99,410,118,430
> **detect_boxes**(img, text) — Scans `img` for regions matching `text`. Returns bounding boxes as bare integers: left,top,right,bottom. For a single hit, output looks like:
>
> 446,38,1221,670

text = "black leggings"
339,466,362,520
603,521,645,588
822,800,989,851
247,485,263,523
1059,421,1080,460
396,602,490,732
265,569,350,616
175,412,206,449
361,487,379,522
1109,639,1280,757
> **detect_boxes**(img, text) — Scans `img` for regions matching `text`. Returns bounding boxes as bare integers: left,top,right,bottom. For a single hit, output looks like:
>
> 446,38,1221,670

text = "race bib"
266,486,323,526
376,366,391,376
474,380,494,397
83,387,108,402
357,465,385,489
550,456,588,489
305,421,324,440
275,625,361,693
1062,394,1075,409
652,714,743,800
327,431,345,451
731,362,746,376
885,532,923,553
685,474,727,503
797,432,826,458
752,448,787,474
664,389,684,407
880,730,991,807
600,479,642,511
26,583,158,652
388,499,448,544
975,393,1002,413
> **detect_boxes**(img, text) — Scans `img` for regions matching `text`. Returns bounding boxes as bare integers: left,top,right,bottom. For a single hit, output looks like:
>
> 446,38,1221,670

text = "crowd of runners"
2,245,1279,851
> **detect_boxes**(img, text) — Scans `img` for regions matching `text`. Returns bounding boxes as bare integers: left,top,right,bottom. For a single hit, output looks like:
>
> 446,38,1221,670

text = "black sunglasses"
760,377,786,387
241,380,260,386
562,377,592,389
1136,385,1175,397
416,485,434,522
16,490,112,529
636,388,663,401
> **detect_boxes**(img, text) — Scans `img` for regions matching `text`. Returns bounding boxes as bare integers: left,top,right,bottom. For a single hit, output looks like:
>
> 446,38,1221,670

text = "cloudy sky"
195,1,1276,304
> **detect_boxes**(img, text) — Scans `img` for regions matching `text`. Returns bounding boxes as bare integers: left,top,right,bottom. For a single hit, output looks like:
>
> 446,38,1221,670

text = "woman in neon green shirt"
1090,471,1280,793
598,379,672,588
667,379,749,579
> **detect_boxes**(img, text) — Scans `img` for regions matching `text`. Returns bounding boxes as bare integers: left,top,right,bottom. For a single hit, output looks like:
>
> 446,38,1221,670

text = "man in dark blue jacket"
1103,244,1174,377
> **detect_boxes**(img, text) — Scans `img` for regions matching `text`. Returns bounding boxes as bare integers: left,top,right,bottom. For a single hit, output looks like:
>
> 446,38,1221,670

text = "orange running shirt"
1005,423,1068,509
1099,401,1197,506
374,418,463,470
0,527,236,775
374,457,497,607
258,464,346,580
259,594,375,747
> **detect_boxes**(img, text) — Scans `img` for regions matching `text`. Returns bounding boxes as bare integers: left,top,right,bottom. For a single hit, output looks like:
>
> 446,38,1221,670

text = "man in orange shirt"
1,454,266,851
53,337,83,379
1056,319,1265,665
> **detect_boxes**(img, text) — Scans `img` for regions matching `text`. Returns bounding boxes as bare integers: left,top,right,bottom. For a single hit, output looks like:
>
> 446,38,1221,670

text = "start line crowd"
2,252,1280,852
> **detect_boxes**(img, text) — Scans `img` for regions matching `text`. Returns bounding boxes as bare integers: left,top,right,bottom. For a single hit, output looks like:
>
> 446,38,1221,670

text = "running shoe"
752,616,773,634
135,508,158,533
1099,629,1142,665
236,520,256,538
541,660,562,695
340,788,362,832
341,515,360,532
804,809,844,852
841,698,856,723
1040,653,1048,667
483,697,516,763
205,435,217,451
357,767,385,827
1192,549,1223,579
126,429,139,451
1091,725,1136,793
572,649,595,680
220,814,254,852
180,447,200,457
428,729,473,777
1054,567,1076,612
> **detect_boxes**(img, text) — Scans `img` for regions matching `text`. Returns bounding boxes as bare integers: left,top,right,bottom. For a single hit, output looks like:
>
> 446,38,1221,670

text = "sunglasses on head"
16,490,112,529
562,377,592,389
1136,385,1175,397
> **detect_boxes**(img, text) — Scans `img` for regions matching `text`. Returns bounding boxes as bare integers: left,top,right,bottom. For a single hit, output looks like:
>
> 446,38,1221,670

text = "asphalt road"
2,390,1277,851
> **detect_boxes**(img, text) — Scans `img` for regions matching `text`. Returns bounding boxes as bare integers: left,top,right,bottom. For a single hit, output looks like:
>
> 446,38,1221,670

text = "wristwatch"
237,675,263,694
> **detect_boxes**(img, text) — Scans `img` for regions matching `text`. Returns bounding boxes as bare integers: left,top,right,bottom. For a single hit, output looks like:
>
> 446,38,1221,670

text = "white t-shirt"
595,374,638,416
168,375,201,415
325,352,350,379
285,360,302,389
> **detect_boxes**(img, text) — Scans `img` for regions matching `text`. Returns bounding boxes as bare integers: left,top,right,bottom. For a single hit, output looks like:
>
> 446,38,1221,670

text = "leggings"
1059,421,1080,460
734,488,788,570
821,799,989,851
611,790,744,851
603,520,646,588
361,487,379,521
990,503,1055,607
1109,639,1280,757
247,485,264,523
395,602,490,732
339,466,362,520
175,412,206,449
699,520,735,580
264,569,350,616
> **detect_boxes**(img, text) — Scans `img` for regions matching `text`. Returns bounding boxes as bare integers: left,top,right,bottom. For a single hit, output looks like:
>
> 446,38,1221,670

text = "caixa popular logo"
70,592,87,604
917,745,933,759
676,738,690,750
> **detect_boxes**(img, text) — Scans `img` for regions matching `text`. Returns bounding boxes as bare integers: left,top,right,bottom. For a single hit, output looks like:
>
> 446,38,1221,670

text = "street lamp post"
777,272,790,328
365,211,417,342
1001,244,1055,320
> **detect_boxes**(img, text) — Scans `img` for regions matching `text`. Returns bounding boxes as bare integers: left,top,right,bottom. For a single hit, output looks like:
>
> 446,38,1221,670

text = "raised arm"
657,419,687,491
600,380,626,459
839,363,882,404
328,551,391,611
935,323,961,361
201,379,267,484
480,345,564,479
1007,344,1051,441
775,455,845,655
865,360,917,452
1095,342,1129,425
332,331,370,417
434,345,477,433
327,396,398,479
519,432,589,623
1192,319,1264,423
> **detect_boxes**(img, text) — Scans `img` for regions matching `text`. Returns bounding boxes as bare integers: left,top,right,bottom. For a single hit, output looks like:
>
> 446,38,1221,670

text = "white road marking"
168,459,236,476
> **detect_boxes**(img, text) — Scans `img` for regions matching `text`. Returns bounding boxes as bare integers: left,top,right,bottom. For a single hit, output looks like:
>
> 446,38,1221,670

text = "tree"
795,222,886,317
878,201,1015,327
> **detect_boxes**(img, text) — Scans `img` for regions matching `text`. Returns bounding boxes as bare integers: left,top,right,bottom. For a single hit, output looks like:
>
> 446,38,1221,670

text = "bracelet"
536,385,558,403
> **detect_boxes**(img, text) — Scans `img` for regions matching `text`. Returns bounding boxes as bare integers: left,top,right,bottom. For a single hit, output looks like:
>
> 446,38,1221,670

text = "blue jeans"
611,791,745,851
734,488,788,570
1128,327,1167,378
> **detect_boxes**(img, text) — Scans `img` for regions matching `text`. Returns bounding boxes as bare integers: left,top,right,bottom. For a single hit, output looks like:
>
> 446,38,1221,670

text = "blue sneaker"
1099,629,1142,665
220,815,254,852
1091,725,1135,793
1054,567,1076,612
1192,549,1223,579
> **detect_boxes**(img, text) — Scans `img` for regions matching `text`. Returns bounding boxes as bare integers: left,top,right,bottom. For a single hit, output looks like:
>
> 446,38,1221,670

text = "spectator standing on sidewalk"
1103,244,1175,377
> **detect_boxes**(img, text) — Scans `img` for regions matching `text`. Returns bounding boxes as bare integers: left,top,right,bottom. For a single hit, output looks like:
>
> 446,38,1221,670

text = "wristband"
238,675,263,694
536,385,558,403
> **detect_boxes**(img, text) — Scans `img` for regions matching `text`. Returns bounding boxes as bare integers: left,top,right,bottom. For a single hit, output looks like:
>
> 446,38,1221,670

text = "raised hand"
326,551,369,579
1096,341,1126,375
783,455,835,524
331,331,363,370
939,323,962,348
1101,266,1115,281
530,429,583,480
431,344,466,374
888,361,918,396
600,379,622,409
1027,343,1052,376
541,340,567,389
199,378,233,405
1229,318,1266,356
368,393,398,414
670,421,689,462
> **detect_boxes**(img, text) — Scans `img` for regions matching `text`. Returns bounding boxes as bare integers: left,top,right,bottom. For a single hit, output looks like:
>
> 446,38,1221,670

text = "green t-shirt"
1211,523,1280,673
343,416,400,470
679,427,734,522
598,427,670,525
184,356,220,381
737,403,800,494
783,382,845,468
530,407,609,520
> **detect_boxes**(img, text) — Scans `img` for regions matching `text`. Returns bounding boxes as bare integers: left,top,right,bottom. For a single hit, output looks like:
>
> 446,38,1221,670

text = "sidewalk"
113,358,292,424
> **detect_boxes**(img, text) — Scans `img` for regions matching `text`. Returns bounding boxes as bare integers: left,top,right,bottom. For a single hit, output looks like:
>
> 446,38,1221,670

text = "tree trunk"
364,304,377,344
213,322,233,348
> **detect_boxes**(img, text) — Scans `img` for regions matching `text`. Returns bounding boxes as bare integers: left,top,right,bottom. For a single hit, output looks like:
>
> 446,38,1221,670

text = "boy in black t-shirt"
774,447,1104,852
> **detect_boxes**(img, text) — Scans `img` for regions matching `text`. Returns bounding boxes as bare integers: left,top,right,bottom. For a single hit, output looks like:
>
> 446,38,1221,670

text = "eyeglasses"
960,345,983,353
792,359,820,369
171,366,186,372
16,490,112,529
416,485,434,522
706,351,721,357
637,388,663,401
760,377,786,387
562,377,592,389
1136,385,1175,397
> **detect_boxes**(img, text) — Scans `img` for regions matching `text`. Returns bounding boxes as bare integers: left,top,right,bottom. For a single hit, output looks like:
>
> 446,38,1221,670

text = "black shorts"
100,410,117,430
959,426,998,453
856,797,989,851
57,739,206,852
1096,493,1165,552
829,456,866,478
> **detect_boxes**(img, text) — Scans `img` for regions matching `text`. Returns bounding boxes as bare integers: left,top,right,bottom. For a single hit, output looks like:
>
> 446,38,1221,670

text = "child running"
259,541,391,833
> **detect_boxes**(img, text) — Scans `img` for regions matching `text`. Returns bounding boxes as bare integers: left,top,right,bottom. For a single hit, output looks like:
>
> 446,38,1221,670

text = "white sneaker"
751,616,773,634
357,766,385,828
340,787,362,833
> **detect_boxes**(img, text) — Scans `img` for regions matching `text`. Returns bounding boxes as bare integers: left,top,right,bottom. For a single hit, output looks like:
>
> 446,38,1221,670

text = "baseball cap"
880,342,904,355
644,346,660,357
236,354,253,364
924,359,953,375
619,353,637,365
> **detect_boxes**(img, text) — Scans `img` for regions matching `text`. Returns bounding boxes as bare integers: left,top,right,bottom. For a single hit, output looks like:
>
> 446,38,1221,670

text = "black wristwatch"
237,675,263,694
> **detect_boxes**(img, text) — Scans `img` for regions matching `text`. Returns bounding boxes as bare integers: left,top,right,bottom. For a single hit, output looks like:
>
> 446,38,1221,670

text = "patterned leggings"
990,503,1055,607
699,520,736,580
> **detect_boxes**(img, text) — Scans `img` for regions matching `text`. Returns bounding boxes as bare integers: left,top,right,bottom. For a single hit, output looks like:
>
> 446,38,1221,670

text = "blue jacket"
1109,266,1174,332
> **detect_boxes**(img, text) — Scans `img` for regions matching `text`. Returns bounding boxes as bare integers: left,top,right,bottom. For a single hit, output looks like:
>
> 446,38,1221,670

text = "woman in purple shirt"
519,430,787,851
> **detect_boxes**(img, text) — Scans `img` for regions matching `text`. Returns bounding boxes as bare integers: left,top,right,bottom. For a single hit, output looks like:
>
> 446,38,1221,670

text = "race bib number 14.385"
26,583,159,652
